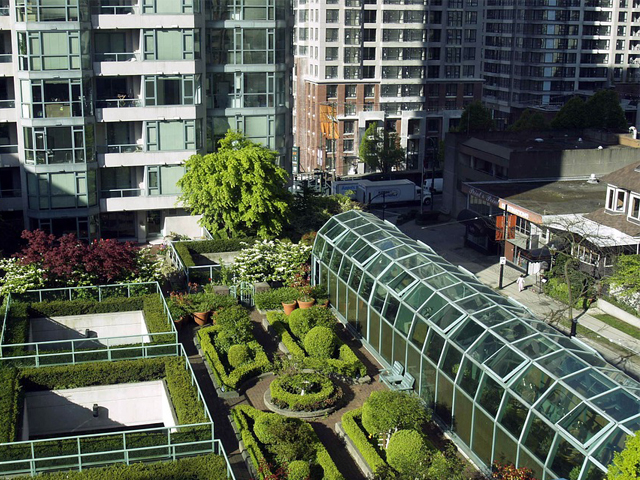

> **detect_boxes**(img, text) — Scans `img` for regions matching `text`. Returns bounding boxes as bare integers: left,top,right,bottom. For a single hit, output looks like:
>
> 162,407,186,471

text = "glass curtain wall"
312,210,640,480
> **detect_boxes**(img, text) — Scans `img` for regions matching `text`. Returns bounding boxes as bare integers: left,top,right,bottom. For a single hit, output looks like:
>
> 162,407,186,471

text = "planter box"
335,422,375,479
193,332,241,399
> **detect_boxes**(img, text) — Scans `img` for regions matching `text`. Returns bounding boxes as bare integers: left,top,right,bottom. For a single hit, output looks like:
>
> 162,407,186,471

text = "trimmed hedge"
142,295,174,343
386,429,429,475
28,296,147,318
4,301,29,347
288,306,335,340
197,325,270,390
232,404,344,480
13,453,230,480
227,344,251,368
304,326,338,358
361,390,430,436
174,238,256,268
254,288,301,311
341,408,386,474
266,312,366,378
0,368,21,443
270,372,340,411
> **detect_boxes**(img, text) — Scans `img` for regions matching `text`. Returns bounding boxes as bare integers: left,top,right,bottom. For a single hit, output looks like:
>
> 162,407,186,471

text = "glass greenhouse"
312,210,640,480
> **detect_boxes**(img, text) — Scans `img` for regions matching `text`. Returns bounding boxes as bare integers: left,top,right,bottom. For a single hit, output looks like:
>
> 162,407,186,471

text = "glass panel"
358,274,375,300
388,271,417,293
593,428,629,468
456,294,491,315
345,238,368,257
352,245,378,264
591,389,640,422
468,333,505,363
338,279,347,317
492,320,536,343
472,408,494,465
334,230,359,250
397,253,429,270
474,306,515,327
459,357,482,397
324,222,346,240
410,317,429,348
382,294,400,325
582,461,605,480
500,394,529,439
477,374,504,417
517,447,545,480
494,427,518,464
393,330,407,366
365,254,393,278
347,286,358,330
370,284,388,313
523,413,556,463
348,265,363,290
441,344,463,381
513,366,554,405
513,334,560,359
406,344,421,390
411,262,446,279
426,303,465,331
338,257,353,282
381,320,393,363
454,388,473,445
436,374,454,425
425,331,445,365
424,272,460,290
420,358,436,405
564,370,616,399
403,283,435,309
560,404,609,445
536,385,581,423
538,351,588,379
368,308,380,351
450,319,485,350
486,348,526,380
395,305,414,336
441,282,478,301
550,438,585,480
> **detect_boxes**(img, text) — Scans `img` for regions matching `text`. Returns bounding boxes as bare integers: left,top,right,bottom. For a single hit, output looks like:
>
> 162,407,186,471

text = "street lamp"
368,190,392,221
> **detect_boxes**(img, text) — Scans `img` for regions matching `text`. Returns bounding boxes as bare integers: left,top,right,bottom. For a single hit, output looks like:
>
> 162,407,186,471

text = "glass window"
486,348,526,380
550,438,585,480
468,333,504,363
472,408,494,465
513,366,554,406
425,331,445,364
477,375,503,417
441,344,463,380
454,388,474,444
536,384,581,423
409,317,429,348
458,357,482,396
591,389,640,422
523,414,556,464
560,404,608,445
403,283,435,310
450,319,485,350
500,394,529,438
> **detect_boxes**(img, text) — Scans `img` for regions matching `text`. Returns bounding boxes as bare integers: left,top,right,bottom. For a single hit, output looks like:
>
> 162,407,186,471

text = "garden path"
181,309,386,480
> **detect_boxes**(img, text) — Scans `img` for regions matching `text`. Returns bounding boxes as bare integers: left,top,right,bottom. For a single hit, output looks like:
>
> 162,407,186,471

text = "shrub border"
341,407,387,474
174,238,257,268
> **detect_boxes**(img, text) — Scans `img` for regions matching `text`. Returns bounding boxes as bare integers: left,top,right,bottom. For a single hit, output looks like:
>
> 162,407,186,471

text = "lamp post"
422,138,439,213
368,190,391,221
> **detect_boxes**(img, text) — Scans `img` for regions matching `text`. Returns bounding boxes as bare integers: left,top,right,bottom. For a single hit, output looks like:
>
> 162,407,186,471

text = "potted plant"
297,286,315,309
282,296,298,315
311,284,329,308
191,295,215,326
168,292,192,330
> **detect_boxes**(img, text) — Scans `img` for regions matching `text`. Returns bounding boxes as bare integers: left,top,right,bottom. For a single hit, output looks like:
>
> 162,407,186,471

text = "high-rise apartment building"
292,0,483,177
483,0,638,125
0,0,291,243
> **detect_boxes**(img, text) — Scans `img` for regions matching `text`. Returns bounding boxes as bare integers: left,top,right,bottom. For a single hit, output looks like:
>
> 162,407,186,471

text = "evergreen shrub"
303,326,337,358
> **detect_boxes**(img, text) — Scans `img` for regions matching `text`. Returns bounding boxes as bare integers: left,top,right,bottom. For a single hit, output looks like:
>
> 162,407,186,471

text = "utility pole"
498,205,508,289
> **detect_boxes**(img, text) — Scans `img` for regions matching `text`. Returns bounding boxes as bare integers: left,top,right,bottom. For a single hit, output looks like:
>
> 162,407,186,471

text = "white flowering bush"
231,240,311,284
0,258,46,296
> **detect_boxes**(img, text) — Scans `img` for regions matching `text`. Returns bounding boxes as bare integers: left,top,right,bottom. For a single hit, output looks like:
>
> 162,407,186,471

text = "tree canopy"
359,123,406,173
508,109,549,132
550,97,587,130
551,92,628,131
455,101,495,133
606,431,640,480
178,131,290,239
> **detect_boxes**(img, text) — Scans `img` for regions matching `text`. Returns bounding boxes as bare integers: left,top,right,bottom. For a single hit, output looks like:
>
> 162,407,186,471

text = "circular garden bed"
264,372,343,418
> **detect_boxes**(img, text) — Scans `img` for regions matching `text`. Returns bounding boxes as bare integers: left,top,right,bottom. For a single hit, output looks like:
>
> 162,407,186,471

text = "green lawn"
593,313,640,341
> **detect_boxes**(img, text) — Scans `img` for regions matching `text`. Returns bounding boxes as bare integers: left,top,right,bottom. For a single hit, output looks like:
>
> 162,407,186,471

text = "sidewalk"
397,219,640,379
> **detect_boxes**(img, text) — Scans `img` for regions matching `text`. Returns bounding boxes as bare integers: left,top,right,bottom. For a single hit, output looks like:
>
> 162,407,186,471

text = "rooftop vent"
587,173,599,184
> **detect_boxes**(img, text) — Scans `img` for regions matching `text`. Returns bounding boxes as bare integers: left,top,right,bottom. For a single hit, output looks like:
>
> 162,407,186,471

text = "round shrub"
227,344,251,368
303,326,337,358
288,306,335,340
253,414,316,463
361,391,430,436
270,372,341,411
386,429,429,475
288,460,311,480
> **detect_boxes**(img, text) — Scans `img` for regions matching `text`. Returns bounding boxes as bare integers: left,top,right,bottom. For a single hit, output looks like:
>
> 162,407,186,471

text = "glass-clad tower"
312,210,640,480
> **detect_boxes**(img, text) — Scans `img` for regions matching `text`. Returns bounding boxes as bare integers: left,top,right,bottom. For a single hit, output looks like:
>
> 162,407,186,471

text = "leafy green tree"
359,123,406,173
550,97,587,130
508,109,549,132
362,390,431,435
455,101,495,133
386,430,430,477
606,432,640,480
178,131,290,239
585,90,628,131
606,255,640,297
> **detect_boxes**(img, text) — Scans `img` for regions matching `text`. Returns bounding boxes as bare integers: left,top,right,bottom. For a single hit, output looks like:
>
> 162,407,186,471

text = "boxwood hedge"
232,404,343,480
0,368,21,443
174,238,256,268
13,453,230,480
341,407,386,474
266,312,366,378
197,325,270,390
254,288,301,311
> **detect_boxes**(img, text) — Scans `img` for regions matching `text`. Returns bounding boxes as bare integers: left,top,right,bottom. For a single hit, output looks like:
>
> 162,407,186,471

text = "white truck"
355,179,421,205
330,180,364,198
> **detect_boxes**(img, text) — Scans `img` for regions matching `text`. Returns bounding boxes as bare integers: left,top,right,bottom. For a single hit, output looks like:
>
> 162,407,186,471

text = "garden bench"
396,373,415,391
380,361,404,387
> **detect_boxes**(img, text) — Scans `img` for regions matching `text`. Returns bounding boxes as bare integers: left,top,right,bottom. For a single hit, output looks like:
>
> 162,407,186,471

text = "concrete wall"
23,381,177,439
29,311,150,347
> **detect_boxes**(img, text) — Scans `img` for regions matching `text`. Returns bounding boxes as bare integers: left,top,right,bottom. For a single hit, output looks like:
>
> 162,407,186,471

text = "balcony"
100,193,180,212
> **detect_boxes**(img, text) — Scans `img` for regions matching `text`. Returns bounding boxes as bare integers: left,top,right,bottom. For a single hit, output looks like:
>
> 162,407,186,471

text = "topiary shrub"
386,429,429,475
288,460,311,480
288,306,335,340
253,413,316,463
227,344,251,368
303,326,338,358
361,390,430,436
270,372,341,411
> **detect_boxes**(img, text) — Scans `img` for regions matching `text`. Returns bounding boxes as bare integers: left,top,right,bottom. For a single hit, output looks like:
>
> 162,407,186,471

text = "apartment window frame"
606,186,628,213
144,74,199,106
23,125,94,165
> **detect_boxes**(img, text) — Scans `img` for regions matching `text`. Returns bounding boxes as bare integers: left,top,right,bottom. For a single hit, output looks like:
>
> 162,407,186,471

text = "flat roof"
466,179,606,217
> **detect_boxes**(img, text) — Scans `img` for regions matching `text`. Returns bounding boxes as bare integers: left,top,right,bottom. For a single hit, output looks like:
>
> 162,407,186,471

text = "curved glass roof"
313,210,640,480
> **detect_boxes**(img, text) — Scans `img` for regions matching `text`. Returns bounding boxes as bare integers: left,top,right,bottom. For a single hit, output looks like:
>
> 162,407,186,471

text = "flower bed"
269,372,342,412
231,404,344,480
266,310,366,379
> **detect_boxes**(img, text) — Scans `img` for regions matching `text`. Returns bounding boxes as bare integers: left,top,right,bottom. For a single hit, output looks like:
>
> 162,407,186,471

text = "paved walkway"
181,309,386,480
397,218,640,378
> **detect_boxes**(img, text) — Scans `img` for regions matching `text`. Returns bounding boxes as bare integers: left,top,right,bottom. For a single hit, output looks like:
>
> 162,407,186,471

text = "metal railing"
94,52,140,62
93,4,138,15
0,344,235,478
97,143,142,154
100,188,143,198
0,282,178,366
96,98,142,108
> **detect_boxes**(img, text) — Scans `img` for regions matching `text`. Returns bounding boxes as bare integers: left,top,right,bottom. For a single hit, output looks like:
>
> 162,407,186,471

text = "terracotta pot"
298,298,315,309
282,301,297,315
173,316,187,331
193,311,210,326
318,299,329,309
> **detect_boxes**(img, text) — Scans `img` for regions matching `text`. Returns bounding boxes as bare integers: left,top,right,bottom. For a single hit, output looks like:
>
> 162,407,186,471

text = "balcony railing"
96,98,142,108
0,54,11,63
0,188,21,198
94,52,140,62
101,188,143,198
0,99,14,108
93,4,138,15
0,145,18,154
98,143,143,154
